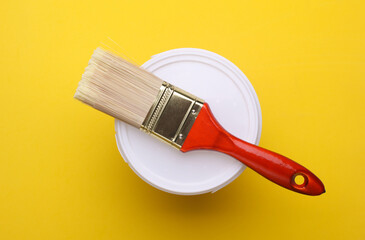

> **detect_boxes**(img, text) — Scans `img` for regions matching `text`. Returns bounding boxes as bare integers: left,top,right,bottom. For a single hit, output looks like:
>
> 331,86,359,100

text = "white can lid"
115,48,262,195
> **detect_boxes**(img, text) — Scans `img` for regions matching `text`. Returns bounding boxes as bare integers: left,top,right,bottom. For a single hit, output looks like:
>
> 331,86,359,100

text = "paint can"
115,48,262,195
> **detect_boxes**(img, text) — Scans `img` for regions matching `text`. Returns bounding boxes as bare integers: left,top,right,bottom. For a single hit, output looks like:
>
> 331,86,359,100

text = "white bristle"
74,48,163,127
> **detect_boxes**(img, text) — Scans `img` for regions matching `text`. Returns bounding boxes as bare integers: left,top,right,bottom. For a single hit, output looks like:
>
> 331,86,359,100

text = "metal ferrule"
140,82,204,149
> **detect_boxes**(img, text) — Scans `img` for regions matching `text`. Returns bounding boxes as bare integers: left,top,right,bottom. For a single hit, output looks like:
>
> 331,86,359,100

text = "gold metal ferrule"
140,82,204,149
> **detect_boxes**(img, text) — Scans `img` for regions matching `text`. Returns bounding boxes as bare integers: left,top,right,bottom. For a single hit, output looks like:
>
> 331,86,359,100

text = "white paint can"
115,48,261,195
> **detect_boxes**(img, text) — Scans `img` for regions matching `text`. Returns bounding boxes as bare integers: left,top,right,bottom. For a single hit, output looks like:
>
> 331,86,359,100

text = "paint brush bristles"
74,48,162,127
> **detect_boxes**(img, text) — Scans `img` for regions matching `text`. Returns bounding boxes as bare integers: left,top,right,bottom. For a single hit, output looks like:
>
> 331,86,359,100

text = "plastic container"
115,48,262,195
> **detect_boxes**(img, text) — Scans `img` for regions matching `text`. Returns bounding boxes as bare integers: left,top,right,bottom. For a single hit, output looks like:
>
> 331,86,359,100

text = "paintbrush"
74,48,325,196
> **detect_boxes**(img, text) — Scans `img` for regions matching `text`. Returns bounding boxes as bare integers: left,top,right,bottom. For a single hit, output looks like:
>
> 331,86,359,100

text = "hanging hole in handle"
291,172,309,189
294,174,305,185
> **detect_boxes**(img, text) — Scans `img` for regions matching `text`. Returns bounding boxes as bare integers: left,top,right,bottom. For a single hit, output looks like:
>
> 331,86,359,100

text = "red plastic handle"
181,103,325,196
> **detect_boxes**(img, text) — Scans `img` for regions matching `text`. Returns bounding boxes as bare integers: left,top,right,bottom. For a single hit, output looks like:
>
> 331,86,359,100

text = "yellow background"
1,0,364,239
